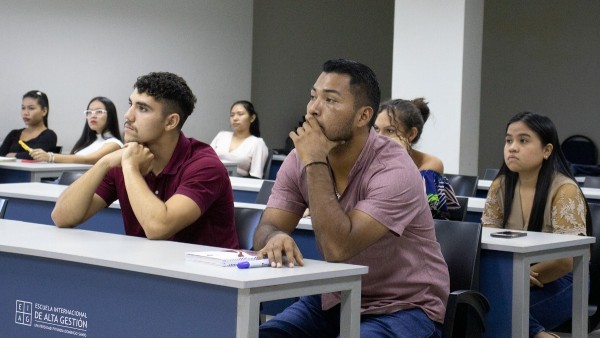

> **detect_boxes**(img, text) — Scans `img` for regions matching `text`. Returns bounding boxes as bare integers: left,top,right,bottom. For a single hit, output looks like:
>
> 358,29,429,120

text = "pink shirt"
96,133,238,249
268,129,449,323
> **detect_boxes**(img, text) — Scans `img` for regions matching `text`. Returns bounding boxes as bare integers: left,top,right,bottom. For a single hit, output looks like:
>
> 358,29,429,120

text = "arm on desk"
52,155,114,227
32,142,122,164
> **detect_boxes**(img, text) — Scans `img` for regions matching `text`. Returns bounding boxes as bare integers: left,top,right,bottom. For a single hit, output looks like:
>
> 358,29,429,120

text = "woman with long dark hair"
482,111,592,338
30,96,123,164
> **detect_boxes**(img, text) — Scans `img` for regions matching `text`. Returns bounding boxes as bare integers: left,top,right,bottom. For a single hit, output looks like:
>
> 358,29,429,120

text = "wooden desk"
0,220,367,338
480,227,594,337
0,161,91,183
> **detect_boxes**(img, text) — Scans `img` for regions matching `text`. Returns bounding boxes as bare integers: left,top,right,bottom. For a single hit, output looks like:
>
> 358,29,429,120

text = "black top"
0,129,58,159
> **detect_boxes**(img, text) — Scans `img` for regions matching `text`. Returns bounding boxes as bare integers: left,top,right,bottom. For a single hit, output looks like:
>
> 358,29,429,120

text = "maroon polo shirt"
96,132,238,249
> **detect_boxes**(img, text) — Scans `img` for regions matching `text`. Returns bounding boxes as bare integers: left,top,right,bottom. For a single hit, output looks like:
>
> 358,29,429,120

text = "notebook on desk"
0,156,17,162
186,249,263,266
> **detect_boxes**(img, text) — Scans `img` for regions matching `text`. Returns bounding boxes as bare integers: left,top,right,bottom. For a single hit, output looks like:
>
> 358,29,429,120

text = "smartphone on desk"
490,230,527,238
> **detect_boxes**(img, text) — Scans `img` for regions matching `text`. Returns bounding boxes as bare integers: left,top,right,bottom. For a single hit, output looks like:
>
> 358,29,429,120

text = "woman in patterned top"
375,98,459,219
482,111,592,338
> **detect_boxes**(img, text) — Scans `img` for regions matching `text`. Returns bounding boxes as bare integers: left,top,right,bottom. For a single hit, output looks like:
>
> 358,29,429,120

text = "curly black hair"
134,72,197,129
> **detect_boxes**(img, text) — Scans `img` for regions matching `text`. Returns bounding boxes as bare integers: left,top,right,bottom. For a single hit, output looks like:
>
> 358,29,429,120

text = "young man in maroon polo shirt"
52,72,238,248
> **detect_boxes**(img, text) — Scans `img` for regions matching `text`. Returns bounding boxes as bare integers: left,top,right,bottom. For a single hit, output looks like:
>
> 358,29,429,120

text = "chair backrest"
445,174,479,197
434,219,482,291
482,168,499,181
262,149,273,180
255,180,275,205
584,176,600,189
561,134,598,165
447,196,469,221
234,207,264,250
58,171,84,185
0,198,7,219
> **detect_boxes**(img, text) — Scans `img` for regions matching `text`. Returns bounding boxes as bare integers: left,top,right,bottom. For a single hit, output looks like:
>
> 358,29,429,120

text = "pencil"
18,140,32,152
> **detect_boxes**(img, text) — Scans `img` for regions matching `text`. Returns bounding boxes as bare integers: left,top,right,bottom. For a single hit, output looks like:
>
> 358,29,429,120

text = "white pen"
237,259,270,269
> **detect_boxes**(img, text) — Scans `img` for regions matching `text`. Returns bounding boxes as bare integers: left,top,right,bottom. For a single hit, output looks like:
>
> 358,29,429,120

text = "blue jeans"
529,272,573,337
259,295,442,338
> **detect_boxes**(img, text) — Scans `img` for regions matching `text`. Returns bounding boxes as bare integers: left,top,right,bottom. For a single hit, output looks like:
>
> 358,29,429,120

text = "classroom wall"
251,0,394,151
0,0,253,150
3,1,598,177
479,0,600,175
392,0,483,175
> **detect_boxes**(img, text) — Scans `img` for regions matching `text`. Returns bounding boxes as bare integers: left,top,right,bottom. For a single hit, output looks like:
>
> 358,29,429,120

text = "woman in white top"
210,100,268,178
30,96,123,164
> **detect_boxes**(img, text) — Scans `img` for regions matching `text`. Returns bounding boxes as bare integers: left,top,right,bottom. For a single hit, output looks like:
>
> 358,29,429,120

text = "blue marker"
237,259,270,269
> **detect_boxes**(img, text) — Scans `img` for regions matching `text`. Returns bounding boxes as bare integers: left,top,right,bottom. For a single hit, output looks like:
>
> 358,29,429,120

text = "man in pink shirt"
255,59,449,337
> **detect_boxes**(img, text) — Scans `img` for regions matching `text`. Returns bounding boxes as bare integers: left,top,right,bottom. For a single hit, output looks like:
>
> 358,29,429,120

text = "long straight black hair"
71,97,122,154
497,112,592,235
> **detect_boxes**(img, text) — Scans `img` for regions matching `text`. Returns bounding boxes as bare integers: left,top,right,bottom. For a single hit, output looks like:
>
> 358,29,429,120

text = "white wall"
392,0,483,175
0,0,253,150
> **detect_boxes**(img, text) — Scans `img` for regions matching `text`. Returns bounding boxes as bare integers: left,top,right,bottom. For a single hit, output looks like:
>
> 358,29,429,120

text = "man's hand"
257,232,304,268
289,114,342,165
121,142,154,175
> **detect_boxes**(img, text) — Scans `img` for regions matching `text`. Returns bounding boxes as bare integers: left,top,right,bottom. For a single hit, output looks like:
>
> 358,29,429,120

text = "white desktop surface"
229,176,263,192
0,160,91,172
0,219,367,337
481,227,594,252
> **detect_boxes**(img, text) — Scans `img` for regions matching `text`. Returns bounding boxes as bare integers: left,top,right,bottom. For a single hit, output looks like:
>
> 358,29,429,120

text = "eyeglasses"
84,109,107,117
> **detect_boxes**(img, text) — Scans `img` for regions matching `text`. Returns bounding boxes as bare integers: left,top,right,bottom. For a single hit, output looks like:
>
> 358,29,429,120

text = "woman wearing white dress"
210,100,268,178
30,96,123,164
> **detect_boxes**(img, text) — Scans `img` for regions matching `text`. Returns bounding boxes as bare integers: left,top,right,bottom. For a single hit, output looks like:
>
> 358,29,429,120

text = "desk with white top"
480,227,593,337
0,161,91,183
478,179,600,201
229,176,264,202
0,182,125,234
1,182,592,337
0,220,367,338
0,181,480,257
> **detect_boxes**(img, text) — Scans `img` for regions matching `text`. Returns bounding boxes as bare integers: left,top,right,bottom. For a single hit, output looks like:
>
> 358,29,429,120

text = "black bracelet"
303,161,328,171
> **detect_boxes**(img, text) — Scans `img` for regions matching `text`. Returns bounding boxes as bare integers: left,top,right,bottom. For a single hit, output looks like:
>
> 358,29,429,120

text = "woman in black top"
0,90,57,159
